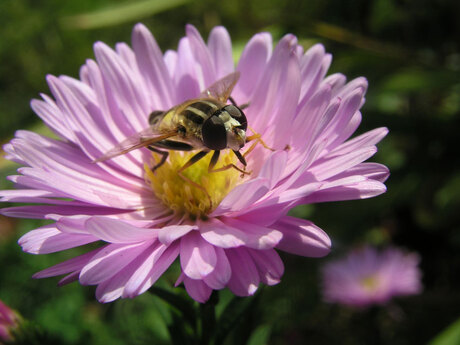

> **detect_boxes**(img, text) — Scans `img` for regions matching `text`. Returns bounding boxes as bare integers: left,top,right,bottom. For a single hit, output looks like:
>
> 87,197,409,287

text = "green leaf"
213,295,260,345
61,0,190,30
429,317,460,345
149,286,197,329
247,324,271,345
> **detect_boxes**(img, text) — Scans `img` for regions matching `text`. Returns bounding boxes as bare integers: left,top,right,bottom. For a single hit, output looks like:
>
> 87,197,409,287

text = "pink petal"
18,224,97,254
158,224,197,245
126,242,179,296
235,33,272,104
212,177,269,216
131,23,175,109
203,247,231,289
183,276,212,303
310,146,378,181
303,180,387,203
200,217,282,250
208,26,234,79
248,249,284,285
275,216,331,257
180,231,217,279
33,248,101,278
185,25,215,87
79,241,152,285
85,216,156,243
226,248,259,296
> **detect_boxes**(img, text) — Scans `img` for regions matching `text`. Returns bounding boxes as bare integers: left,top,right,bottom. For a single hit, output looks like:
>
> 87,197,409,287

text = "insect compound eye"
202,115,227,150
223,105,247,131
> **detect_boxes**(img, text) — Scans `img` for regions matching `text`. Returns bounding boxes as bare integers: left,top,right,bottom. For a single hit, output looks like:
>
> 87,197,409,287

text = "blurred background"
0,0,459,344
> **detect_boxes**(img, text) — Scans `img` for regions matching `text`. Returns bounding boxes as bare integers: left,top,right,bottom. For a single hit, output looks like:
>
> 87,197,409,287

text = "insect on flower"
94,72,269,201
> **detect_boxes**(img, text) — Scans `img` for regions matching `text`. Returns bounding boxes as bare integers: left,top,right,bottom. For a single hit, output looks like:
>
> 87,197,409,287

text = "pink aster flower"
321,246,422,308
1,24,389,303
0,300,21,343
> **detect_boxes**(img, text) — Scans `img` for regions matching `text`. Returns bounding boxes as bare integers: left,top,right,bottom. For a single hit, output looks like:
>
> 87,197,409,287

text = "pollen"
144,151,241,220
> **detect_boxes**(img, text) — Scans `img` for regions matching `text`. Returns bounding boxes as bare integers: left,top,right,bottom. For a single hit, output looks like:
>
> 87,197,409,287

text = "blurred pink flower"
0,300,21,342
322,246,422,308
1,24,389,303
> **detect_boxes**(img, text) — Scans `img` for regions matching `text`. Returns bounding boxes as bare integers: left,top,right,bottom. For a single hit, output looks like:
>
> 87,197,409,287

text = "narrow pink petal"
79,241,152,285
94,252,151,303
131,23,175,109
126,242,179,296
208,26,234,78
30,97,72,141
199,218,247,248
303,180,387,203
185,25,215,87
85,216,156,243
180,231,217,279
164,50,177,76
158,224,197,245
203,247,231,290
248,249,284,285
122,241,168,297
249,34,300,144
275,216,331,257
33,248,101,278
226,248,259,296
309,146,378,181
58,271,80,286
18,225,97,254
93,42,148,131
235,33,272,103
174,37,201,102
298,44,331,106
183,276,212,303
221,217,282,249
257,151,288,189
328,127,389,158
212,177,269,216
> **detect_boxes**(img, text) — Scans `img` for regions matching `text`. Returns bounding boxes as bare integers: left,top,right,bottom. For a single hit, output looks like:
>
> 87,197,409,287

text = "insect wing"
200,71,240,102
93,127,178,163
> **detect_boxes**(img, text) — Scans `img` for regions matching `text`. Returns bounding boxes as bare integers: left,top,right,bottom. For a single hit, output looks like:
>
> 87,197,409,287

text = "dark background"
1,0,459,344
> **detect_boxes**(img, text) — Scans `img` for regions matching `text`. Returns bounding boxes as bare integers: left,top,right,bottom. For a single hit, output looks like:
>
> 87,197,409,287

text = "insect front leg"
243,125,275,159
207,150,251,177
148,146,169,172
177,150,213,208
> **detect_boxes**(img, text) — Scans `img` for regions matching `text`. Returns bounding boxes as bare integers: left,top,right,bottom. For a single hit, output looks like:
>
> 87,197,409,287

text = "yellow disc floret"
145,151,241,220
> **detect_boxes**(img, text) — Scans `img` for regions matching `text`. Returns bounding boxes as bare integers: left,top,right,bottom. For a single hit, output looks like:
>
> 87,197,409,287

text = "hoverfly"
94,72,260,192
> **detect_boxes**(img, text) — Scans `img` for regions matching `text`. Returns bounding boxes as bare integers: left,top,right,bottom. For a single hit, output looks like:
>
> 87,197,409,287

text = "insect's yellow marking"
144,151,241,220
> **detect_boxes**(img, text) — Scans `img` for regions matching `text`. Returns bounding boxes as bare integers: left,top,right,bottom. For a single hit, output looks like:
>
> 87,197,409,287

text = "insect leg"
177,151,213,208
147,146,169,172
207,150,251,177
243,126,275,159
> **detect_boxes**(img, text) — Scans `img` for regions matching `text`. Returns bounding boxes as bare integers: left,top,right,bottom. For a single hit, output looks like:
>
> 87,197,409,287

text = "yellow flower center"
144,151,241,220
360,275,380,292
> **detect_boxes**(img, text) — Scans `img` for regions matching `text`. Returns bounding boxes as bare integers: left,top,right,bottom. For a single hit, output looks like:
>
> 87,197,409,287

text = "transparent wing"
200,71,240,102
92,127,178,163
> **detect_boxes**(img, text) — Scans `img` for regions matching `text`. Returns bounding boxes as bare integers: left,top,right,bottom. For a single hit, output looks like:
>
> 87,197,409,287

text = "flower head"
1,24,389,303
321,246,422,308
0,300,21,342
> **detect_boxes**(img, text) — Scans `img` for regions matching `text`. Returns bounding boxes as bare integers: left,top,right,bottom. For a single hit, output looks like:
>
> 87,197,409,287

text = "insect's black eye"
202,116,227,150
223,105,247,131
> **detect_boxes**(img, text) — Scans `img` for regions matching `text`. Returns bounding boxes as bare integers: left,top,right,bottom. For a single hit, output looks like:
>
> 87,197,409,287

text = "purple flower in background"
0,300,21,342
1,24,389,303
322,246,422,308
